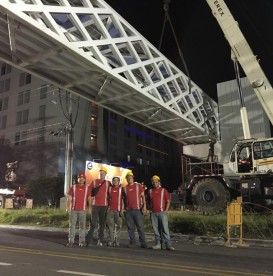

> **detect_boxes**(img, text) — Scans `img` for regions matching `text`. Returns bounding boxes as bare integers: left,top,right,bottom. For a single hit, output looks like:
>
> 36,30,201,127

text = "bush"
0,208,68,227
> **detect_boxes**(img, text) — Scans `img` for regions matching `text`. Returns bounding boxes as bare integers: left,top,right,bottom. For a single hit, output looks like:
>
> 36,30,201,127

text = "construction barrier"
5,198,13,209
25,199,33,209
0,195,4,209
226,196,248,248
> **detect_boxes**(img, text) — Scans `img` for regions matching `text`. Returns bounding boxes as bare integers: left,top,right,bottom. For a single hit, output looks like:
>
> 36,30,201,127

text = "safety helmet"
78,172,85,179
151,175,160,181
125,171,134,178
99,167,107,174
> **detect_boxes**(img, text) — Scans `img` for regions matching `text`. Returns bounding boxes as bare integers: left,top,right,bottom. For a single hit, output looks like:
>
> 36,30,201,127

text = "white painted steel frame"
0,0,219,144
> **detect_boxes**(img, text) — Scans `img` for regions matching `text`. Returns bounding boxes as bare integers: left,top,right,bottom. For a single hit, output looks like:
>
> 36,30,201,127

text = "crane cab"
229,138,273,175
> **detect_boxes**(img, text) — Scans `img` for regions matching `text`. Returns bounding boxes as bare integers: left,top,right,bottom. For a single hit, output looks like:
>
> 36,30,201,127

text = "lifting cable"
159,0,192,94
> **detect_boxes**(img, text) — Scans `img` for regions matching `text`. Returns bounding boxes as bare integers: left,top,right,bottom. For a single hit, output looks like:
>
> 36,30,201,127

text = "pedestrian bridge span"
0,0,218,144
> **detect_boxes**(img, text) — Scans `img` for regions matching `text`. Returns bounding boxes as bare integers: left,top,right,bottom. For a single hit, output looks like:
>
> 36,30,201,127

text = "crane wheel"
191,178,230,215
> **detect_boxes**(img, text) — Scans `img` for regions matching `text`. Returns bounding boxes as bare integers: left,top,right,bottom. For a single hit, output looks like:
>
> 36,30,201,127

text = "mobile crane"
183,0,273,214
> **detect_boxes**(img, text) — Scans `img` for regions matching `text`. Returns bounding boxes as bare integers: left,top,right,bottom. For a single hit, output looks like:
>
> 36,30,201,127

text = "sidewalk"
1,224,273,249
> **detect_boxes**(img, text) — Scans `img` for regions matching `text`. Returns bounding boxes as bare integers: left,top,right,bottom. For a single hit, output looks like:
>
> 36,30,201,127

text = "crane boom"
206,0,273,126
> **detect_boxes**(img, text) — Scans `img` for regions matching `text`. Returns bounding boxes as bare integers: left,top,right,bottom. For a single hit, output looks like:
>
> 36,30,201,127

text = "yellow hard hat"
99,167,107,174
152,175,160,181
125,171,134,178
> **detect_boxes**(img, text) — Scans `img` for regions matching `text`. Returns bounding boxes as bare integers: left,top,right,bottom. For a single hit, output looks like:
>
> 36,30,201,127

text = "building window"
110,122,117,133
19,72,31,87
15,132,20,145
1,63,11,76
124,128,131,138
0,135,5,145
110,135,117,146
37,129,45,143
110,112,117,121
15,131,27,146
137,158,143,165
21,131,27,145
109,147,117,159
16,109,29,125
136,133,142,142
40,85,47,99
137,145,143,153
3,97,8,110
124,140,130,150
17,90,30,106
0,79,10,93
124,118,130,126
1,115,7,129
39,105,46,120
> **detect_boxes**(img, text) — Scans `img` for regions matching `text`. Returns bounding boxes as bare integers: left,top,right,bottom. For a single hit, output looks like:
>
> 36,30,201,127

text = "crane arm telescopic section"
206,0,273,126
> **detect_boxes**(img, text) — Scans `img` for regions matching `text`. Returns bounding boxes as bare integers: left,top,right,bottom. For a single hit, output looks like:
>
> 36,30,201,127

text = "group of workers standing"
66,167,174,251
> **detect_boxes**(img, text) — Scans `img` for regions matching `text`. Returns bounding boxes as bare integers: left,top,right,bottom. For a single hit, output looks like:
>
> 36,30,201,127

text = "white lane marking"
56,270,107,276
0,262,12,266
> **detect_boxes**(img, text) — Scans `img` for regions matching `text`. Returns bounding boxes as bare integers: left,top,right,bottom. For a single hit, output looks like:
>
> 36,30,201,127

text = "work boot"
79,242,86,247
152,244,161,250
166,246,175,251
114,237,120,247
114,241,120,247
66,242,75,248
127,243,137,248
97,240,103,246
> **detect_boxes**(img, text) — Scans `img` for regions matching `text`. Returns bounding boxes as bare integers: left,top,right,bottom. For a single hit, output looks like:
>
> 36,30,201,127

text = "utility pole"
64,92,73,196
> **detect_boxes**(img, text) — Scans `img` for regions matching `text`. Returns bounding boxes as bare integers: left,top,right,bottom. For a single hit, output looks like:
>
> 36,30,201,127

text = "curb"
0,224,273,248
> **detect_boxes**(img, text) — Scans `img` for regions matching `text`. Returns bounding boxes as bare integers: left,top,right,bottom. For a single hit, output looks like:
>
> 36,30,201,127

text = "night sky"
106,0,273,102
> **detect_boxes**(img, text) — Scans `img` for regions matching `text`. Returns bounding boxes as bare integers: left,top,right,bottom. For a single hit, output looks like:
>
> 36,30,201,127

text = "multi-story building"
0,62,182,190
0,62,91,185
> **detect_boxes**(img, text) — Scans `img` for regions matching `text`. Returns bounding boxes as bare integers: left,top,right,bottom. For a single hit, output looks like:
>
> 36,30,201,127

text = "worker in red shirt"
66,172,92,247
86,167,111,246
123,171,148,248
106,176,124,247
147,175,175,251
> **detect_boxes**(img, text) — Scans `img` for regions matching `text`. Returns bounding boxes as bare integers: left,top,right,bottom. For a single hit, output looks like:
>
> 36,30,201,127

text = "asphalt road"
0,227,272,276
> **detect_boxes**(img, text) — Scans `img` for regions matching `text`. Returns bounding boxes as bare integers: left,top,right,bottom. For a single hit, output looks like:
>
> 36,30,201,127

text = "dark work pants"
125,209,146,246
86,205,108,244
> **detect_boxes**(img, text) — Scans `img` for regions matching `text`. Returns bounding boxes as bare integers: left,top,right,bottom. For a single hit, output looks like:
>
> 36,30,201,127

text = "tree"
26,176,64,207
0,144,15,187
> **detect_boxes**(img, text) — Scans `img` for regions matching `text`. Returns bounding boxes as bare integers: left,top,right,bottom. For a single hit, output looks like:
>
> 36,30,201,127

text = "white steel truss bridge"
0,0,219,145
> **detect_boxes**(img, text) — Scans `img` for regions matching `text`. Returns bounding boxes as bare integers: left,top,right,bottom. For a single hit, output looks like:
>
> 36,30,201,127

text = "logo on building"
87,161,93,170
